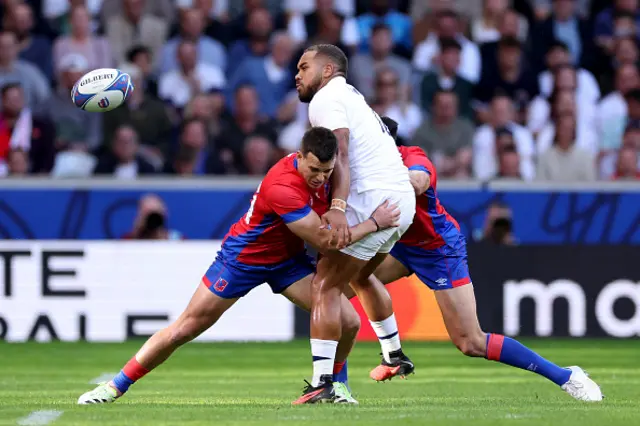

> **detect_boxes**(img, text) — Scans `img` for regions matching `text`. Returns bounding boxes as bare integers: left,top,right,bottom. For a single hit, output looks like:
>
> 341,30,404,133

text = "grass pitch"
1,340,639,425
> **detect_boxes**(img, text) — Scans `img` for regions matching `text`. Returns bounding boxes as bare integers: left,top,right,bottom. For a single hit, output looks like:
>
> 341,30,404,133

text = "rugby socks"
333,360,348,386
370,314,402,362
112,357,150,394
310,339,338,387
486,333,572,386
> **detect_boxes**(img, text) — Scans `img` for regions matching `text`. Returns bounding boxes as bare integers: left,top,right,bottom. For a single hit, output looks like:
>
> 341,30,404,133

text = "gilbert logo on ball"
71,68,134,113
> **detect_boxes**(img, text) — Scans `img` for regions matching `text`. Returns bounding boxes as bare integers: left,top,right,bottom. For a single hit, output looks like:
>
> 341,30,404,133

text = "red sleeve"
399,146,434,175
264,183,313,224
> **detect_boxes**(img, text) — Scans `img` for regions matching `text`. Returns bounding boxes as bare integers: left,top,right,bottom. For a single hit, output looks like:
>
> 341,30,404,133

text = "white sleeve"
461,42,481,83
340,17,360,47
516,128,536,181
472,127,497,181
308,94,349,130
412,40,437,72
288,14,307,44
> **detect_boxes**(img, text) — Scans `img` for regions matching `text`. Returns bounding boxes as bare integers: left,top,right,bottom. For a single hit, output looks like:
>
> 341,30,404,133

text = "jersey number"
245,182,262,224
349,86,390,135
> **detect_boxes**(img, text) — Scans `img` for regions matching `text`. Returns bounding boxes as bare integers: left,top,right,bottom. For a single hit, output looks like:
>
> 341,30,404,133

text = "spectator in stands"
371,68,421,142
227,32,295,120
242,135,274,175
173,0,230,46
287,0,359,50
168,118,211,175
594,0,640,54
531,0,593,71
227,7,273,76
612,144,640,179
126,45,157,96
184,93,223,144
5,147,29,176
94,125,155,178
410,90,474,178
45,53,102,150
158,40,226,109
284,0,354,19
496,140,522,179
533,88,597,154
0,31,50,110
612,36,640,70
479,8,527,76
419,37,474,120
53,5,113,74
597,64,639,155
106,0,168,67
104,64,172,166
228,0,287,42
159,8,226,75
356,0,412,58
473,93,535,181
477,201,517,245
474,37,539,124
215,84,277,173
4,3,53,82
537,114,596,180
0,82,55,176
43,0,102,35
413,10,481,83
123,193,184,240
536,41,599,103
601,118,640,179
350,23,411,102
471,0,528,45
101,0,174,24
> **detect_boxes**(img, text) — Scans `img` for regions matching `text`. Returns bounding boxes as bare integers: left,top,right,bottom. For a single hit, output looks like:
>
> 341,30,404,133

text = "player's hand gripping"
371,200,400,230
321,208,351,249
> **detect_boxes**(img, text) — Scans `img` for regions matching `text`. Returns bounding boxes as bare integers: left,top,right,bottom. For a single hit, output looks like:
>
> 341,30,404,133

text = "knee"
452,331,486,358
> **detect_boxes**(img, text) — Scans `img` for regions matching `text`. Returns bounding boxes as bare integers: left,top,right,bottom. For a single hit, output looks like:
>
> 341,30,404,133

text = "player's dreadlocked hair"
305,44,348,78
301,127,338,163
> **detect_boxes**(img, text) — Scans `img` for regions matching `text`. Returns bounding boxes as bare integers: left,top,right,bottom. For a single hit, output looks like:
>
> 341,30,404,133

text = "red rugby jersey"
220,154,329,265
397,146,462,250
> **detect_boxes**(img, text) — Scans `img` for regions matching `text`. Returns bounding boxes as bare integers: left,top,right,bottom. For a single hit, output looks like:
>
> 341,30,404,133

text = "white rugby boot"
561,366,603,402
77,382,119,404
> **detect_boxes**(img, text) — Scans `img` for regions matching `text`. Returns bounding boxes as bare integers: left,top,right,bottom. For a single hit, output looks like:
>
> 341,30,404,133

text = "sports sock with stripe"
310,339,338,387
112,357,150,394
370,314,402,362
485,333,572,386
333,360,348,386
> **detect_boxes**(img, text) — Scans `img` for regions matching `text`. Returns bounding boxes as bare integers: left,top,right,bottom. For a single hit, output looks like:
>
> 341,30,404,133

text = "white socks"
310,339,338,387
370,314,402,362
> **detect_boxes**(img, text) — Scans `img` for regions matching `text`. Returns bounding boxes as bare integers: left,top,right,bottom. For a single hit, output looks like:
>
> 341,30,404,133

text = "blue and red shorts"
202,252,316,299
389,236,471,291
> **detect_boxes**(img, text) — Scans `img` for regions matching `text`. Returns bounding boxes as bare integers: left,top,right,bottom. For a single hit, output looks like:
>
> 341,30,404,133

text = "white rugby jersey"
308,77,411,194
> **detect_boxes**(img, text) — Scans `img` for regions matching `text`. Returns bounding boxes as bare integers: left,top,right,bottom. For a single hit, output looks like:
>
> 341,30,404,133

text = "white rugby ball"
71,68,133,112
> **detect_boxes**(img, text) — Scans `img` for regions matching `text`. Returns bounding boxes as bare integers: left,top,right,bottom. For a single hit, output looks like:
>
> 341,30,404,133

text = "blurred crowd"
0,0,638,181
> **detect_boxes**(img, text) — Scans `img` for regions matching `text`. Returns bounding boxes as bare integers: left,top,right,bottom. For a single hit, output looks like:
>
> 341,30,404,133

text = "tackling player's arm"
309,95,351,247
400,146,432,196
286,200,399,253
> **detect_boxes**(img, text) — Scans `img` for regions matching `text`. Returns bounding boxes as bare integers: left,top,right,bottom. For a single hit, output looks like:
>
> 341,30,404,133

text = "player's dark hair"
0,82,22,97
304,44,348,78
300,127,337,163
439,37,462,52
381,116,399,140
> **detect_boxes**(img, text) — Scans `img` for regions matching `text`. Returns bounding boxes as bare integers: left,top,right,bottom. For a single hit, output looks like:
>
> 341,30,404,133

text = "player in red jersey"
348,117,602,402
77,127,400,405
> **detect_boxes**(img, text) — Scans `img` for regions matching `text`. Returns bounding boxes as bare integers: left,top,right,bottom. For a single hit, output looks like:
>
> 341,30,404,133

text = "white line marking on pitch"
16,411,63,426
89,372,117,384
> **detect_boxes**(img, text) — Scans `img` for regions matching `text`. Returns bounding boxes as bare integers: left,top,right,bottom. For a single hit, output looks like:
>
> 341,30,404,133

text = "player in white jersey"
292,44,417,405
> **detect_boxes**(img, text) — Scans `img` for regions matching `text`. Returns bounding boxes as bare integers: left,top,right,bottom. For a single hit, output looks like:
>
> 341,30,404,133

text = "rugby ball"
71,68,133,112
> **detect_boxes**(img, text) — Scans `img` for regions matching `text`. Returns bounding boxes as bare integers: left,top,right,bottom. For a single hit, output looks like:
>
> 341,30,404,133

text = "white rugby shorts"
340,187,416,261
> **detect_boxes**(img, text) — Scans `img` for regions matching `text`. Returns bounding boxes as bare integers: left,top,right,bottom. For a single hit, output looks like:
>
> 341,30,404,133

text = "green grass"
1,340,639,425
